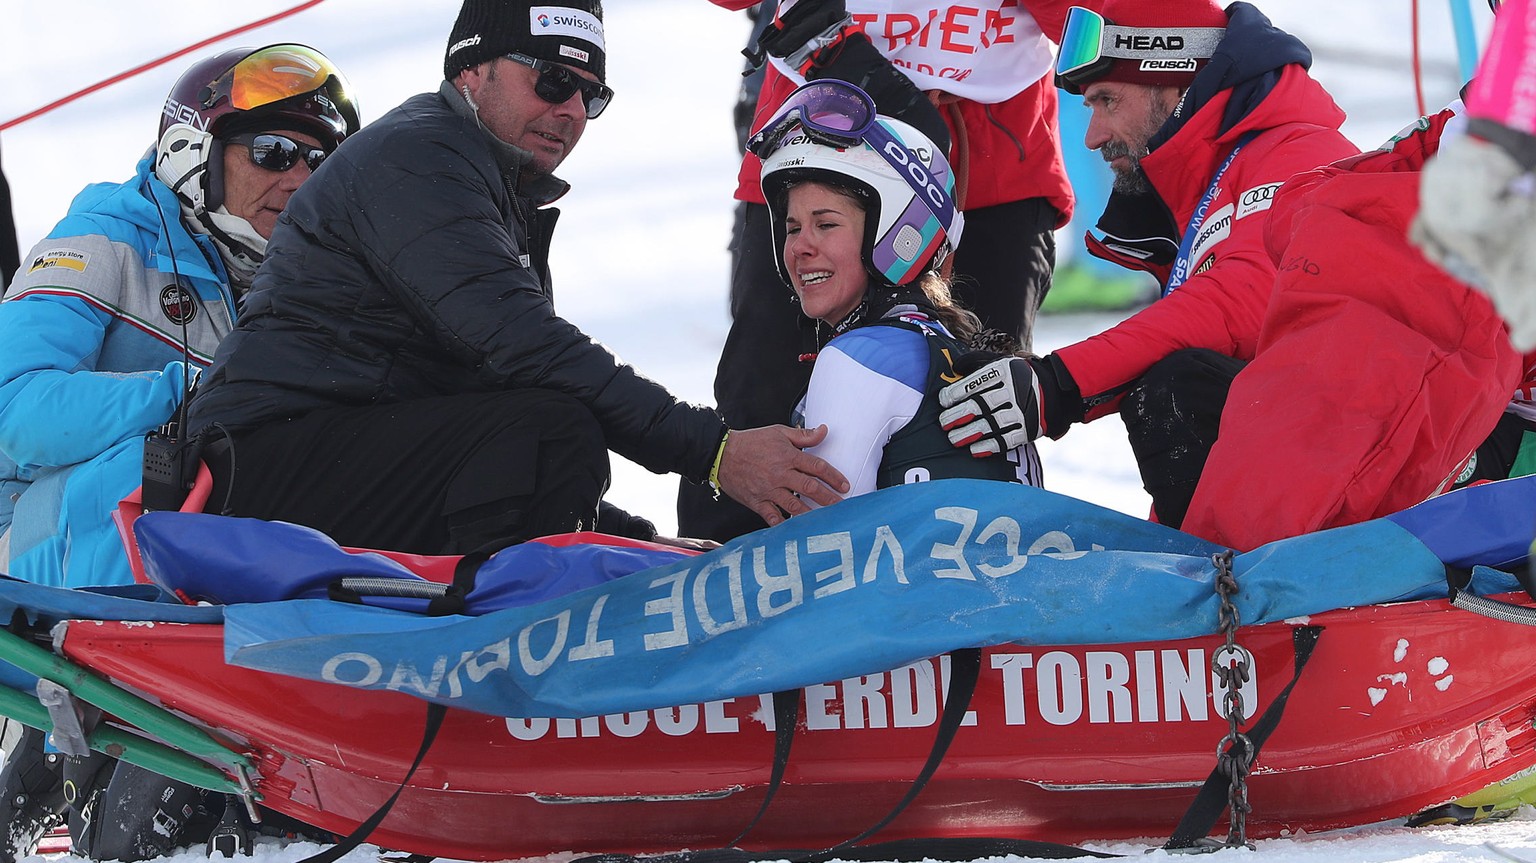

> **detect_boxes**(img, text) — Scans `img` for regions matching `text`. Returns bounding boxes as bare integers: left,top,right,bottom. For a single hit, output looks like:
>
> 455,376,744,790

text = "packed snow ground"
0,1,1524,861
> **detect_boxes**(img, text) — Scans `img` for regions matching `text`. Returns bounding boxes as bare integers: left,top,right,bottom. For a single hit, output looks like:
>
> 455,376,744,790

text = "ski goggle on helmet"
160,43,360,145
1054,6,1225,95
749,80,963,288
158,44,360,213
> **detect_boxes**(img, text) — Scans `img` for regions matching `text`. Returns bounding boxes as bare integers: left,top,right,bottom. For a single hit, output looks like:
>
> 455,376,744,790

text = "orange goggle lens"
206,44,354,116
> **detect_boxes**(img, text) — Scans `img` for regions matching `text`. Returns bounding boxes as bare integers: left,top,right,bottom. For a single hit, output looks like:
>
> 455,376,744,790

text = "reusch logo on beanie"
444,0,606,82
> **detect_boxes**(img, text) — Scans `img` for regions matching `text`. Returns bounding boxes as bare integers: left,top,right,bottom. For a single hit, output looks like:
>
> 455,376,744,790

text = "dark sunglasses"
226,133,330,173
503,52,613,119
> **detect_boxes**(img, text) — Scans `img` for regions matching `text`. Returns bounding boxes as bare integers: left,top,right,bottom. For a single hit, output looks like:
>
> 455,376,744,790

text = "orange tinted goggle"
204,44,355,121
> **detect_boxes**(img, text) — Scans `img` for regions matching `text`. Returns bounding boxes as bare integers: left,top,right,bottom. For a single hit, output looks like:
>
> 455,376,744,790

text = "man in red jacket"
938,0,1359,532
1173,110,1526,550
682,0,1078,541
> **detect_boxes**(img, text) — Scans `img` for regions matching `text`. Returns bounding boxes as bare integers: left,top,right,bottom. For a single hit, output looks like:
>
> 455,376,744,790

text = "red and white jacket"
1054,59,1358,415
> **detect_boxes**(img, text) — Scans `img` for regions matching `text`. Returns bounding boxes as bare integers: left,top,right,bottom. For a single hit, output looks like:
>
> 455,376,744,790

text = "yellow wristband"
707,430,730,500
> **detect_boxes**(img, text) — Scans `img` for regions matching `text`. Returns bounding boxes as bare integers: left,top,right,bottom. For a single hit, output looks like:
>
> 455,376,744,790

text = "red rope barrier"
1411,0,1428,117
0,0,330,134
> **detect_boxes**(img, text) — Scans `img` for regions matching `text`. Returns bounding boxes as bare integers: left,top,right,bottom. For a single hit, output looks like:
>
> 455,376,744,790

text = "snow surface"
0,1,1526,861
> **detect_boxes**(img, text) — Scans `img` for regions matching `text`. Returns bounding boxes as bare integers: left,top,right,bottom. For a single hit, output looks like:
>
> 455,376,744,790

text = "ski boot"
1406,767,1536,827
0,724,69,863
71,761,222,862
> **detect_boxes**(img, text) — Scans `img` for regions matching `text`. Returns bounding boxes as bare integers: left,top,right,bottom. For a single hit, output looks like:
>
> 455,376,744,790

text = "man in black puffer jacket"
187,0,848,553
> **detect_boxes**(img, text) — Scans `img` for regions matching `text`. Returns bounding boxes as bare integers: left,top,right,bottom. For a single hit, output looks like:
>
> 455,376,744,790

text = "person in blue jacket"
0,44,358,863
752,80,1043,494
0,44,359,591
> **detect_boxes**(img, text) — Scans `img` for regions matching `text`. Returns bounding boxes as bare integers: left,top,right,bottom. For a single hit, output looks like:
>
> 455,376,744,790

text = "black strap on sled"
1163,625,1324,850
728,650,984,851
296,702,446,863
298,552,493,863
576,836,1115,863
828,647,982,851
728,688,802,846
325,550,490,613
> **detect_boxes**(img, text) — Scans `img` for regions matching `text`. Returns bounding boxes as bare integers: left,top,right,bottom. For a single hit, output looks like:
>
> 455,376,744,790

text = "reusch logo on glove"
965,367,1001,395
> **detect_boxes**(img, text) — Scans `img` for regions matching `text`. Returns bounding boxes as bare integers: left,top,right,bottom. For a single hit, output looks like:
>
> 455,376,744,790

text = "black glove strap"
1034,354,1084,437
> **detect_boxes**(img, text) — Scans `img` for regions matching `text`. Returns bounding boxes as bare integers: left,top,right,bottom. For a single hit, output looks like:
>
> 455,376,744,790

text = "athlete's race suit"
798,307,1042,498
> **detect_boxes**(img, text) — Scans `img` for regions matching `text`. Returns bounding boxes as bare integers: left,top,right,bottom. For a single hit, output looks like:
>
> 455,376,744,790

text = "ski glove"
755,0,858,74
939,355,1082,457
1412,120,1536,351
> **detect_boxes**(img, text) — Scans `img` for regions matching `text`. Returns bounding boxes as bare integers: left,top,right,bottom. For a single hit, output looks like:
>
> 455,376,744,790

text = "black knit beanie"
444,0,606,82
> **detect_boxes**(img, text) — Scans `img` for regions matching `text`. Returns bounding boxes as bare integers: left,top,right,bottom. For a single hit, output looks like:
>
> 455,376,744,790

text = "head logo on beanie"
1055,0,1227,95
444,0,606,82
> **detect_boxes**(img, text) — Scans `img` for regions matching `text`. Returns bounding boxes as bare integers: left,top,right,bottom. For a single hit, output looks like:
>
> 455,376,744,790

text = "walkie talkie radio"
141,421,196,513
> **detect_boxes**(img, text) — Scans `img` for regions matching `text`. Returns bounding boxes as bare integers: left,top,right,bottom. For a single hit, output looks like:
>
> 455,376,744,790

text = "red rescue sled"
53,588,1536,860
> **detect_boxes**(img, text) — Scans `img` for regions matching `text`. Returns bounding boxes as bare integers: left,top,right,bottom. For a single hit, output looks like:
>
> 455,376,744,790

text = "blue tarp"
135,514,687,614
207,478,1530,719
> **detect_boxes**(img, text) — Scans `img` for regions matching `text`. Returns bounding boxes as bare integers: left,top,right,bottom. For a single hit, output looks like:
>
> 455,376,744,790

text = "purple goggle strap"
746,81,876,157
748,82,958,237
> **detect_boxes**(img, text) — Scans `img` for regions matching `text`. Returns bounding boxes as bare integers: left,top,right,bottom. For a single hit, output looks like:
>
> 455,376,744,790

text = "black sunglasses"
226,133,330,173
503,52,613,119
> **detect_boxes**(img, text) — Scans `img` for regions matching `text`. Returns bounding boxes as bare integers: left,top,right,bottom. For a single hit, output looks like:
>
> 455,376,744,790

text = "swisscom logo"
529,6,605,49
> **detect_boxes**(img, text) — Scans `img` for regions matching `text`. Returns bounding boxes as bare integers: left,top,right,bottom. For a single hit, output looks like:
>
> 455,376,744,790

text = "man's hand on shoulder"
717,425,849,527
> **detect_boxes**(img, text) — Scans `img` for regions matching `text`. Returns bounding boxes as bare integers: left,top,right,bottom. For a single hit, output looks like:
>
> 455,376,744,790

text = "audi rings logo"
1241,186,1275,208
1236,182,1282,220
160,284,197,325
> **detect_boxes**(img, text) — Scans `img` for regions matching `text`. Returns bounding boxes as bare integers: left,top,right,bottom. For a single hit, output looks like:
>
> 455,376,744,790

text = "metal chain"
1210,550,1255,850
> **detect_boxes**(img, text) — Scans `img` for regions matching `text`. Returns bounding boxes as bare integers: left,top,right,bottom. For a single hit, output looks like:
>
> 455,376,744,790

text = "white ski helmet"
759,106,963,289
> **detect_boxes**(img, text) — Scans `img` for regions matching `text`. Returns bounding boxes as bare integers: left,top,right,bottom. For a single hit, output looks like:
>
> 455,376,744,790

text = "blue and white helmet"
760,115,963,289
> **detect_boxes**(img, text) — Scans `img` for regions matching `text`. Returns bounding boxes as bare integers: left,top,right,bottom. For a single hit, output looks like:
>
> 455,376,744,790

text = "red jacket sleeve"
1055,125,1358,418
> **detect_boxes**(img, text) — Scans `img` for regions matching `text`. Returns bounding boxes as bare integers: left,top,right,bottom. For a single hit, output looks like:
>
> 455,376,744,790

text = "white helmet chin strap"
154,123,267,291
198,208,267,290
155,124,213,212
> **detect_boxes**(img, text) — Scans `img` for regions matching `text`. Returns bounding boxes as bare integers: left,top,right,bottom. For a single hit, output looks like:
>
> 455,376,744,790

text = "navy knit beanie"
444,0,606,82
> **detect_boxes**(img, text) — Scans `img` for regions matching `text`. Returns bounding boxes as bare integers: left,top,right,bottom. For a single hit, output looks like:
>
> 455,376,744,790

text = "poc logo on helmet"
881,141,948,213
